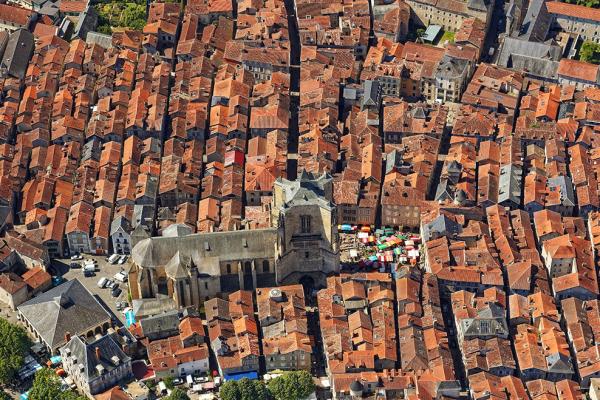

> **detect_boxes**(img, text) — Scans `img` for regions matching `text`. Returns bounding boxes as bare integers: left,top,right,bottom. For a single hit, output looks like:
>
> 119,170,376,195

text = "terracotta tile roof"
558,58,599,83
0,3,32,26
0,273,25,295
547,0,600,22
21,266,51,290
179,316,206,341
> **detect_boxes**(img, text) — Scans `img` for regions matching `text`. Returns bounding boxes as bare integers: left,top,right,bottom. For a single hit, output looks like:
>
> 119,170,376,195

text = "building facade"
406,0,492,32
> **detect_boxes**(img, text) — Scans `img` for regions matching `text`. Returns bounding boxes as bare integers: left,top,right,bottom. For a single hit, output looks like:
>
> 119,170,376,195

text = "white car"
105,279,115,289
117,255,128,265
114,272,128,283
70,254,83,261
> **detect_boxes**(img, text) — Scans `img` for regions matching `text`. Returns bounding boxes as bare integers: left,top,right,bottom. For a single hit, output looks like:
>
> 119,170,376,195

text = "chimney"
95,347,101,361
65,332,71,343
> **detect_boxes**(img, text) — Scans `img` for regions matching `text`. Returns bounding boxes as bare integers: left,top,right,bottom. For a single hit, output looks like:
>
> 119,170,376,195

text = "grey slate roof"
548,176,576,207
498,37,561,80
435,55,469,80
517,0,551,42
460,304,509,338
62,334,131,381
18,279,111,349
110,216,132,236
74,4,98,40
1,29,34,80
422,214,463,242
132,205,154,229
139,310,179,338
361,80,380,109
86,31,113,49
132,296,176,319
385,149,401,175
131,228,277,273
468,0,489,13
276,171,334,211
38,1,59,18
162,223,193,238
498,37,562,68
434,180,455,203
498,164,522,206
546,352,574,374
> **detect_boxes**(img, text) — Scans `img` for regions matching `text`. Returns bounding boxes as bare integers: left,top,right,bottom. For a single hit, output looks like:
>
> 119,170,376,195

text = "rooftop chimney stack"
95,346,101,361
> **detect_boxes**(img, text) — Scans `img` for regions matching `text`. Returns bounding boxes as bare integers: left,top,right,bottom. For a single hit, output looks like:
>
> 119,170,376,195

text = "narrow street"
284,0,301,180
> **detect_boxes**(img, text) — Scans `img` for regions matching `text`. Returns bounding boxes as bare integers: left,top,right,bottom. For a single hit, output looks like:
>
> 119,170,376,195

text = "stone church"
128,172,339,308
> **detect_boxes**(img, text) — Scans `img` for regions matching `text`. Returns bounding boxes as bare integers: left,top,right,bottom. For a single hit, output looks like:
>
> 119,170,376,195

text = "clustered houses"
0,0,494,263
146,315,210,379
318,273,406,397
396,267,459,393
361,22,484,105
450,289,513,377
2,0,600,397
205,291,261,378
257,285,312,372
296,0,372,58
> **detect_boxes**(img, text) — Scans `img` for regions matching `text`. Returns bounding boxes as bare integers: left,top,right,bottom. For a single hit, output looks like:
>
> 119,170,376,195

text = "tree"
29,368,63,400
0,318,31,385
220,379,268,400
166,388,190,400
0,391,10,400
580,41,600,64
29,368,87,400
268,371,316,400
164,376,175,390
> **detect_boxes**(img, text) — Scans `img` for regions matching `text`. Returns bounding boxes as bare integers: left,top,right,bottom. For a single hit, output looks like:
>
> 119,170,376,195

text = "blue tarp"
20,391,29,400
125,310,136,327
224,371,259,381
50,355,62,365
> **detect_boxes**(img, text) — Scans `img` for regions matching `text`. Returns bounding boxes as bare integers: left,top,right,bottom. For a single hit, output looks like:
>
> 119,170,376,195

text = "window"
262,260,269,273
226,264,231,274
305,252,309,259
300,215,311,233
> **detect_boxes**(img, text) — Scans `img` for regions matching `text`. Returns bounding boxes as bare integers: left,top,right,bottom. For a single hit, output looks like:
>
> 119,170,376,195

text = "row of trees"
0,318,31,386
220,371,315,400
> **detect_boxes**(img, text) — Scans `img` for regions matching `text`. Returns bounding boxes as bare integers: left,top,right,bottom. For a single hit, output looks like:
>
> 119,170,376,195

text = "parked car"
105,279,115,289
117,255,128,265
70,254,83,261
107,254,120,264
83,264,95,273
111,288,122,298
111,283,119,292
70,262,81,269
172,378,183,386
114,272,128,282
83,270,95,277
97,277,108,288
